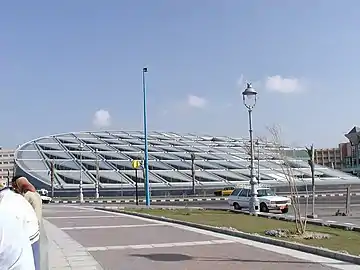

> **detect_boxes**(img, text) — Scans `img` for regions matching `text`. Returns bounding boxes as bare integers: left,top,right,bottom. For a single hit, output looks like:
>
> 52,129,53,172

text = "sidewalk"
43,219,103,269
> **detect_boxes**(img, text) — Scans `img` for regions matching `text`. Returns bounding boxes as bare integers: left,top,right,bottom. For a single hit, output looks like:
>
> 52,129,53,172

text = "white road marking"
46,215,119,219
60,224,164,230
325,220,337,223
76,206,360,270
86,239,236,252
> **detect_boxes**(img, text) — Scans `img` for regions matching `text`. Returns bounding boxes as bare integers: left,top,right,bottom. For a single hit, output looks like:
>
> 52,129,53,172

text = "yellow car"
214,187,235,196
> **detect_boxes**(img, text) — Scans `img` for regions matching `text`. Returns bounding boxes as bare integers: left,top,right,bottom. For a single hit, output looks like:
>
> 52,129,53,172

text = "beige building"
315,145,344,169
0,148,15,186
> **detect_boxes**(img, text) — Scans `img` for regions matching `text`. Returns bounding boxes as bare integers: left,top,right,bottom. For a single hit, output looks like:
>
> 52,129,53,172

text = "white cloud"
93,109,111,128
237,74,244,87
265,75,303,93
187,95,207,108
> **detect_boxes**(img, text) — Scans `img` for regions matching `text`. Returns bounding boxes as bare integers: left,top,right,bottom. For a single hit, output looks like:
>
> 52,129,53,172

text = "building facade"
315,146,343,169
0,148,15,186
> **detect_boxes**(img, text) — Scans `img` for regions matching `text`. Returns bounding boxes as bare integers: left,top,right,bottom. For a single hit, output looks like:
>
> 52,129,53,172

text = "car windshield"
257,189,276,197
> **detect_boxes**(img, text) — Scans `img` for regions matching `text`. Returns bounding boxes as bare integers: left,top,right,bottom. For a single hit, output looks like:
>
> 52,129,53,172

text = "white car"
228,187,291,213
37,189,52,204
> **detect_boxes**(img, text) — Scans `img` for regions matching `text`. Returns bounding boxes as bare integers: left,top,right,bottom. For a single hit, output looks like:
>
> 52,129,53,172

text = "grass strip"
130,208,360,256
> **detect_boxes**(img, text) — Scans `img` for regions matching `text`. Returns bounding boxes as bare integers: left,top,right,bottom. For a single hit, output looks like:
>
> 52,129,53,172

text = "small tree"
267,124,308,235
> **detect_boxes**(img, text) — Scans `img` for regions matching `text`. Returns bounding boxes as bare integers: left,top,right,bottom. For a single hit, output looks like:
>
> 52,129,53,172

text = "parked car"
37,189,52,204
227,187,291,213
214,187,235,196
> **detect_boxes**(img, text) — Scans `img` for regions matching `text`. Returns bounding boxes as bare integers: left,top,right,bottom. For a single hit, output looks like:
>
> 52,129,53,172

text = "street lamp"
142,67,150,206
79,143,84,203
94,148,100,199
242,83,260,214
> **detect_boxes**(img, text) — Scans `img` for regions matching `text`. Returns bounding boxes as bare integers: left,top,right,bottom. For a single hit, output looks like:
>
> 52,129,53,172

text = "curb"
50,192,359,204
51,197,227,204
96,207,360,265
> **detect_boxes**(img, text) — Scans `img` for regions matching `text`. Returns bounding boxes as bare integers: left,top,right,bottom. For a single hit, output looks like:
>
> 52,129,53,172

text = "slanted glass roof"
14,130,360,189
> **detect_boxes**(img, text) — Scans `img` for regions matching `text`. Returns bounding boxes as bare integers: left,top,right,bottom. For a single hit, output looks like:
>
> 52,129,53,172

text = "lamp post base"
79,193,84,203
249,177,260,214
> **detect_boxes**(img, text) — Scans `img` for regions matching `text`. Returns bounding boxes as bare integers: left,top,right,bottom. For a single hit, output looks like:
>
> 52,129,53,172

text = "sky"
1,0,359,149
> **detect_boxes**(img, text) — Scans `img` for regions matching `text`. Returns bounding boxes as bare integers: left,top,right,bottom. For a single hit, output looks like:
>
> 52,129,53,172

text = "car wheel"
260,202,269,213
281,208,289,214
233,203,241,210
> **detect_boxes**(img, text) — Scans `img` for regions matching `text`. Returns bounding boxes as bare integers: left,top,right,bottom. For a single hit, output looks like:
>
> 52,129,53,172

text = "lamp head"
242,83,257,109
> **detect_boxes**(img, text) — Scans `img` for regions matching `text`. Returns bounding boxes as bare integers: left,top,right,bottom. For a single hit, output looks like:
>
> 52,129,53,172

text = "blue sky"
1,0,359,148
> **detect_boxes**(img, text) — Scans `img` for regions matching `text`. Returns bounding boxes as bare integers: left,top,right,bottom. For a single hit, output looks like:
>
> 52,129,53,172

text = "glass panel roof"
53,160,80,170
121,170,163,183
210,160,244,169
73,132,97,139
211,170,249,181
150,152,178,160
19,144,37,151
121,152,144,160
154,171,192,182
17,159,48,170
70,151,97,159
194,160,225,169
183,170,222,181
155,146,180,152
165,160,193,170
88,170,127,183
113,145,140,152
80,138,102,144
127,139,144,145
36,137,59,144
148,160,173,170
109,160,134,169
37,143,64,151
56,171,93,184
86,144,113,151
42,151,72,159
81,160,113,170
17,150,42,159
99,151,129,160
172,152,199,160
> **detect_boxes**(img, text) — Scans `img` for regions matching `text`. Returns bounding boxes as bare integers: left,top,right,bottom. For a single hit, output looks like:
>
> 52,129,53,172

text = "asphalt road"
43,204,353,269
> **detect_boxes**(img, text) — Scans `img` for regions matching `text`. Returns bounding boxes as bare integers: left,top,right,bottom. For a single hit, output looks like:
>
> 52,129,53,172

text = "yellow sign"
131,160,141,169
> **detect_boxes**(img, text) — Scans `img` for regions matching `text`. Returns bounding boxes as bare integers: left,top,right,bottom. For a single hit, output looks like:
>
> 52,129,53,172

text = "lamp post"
79,143,84,203
190,153,196,195
95,149,100,199
242,83,260,214
142,67,150,206
256,139,260,184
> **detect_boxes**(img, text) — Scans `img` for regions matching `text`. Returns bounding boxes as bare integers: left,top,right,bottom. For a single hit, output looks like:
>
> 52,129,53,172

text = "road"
43,204,356,270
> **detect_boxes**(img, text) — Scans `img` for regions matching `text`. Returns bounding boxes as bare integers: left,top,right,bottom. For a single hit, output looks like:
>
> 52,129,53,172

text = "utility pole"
256,140,260,184
51,159,55,198
190,153,196,195
95,149,100,199
306,144,317,218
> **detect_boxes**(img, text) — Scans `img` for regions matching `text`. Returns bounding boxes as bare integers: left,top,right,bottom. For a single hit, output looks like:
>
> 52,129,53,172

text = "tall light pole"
190,153,196,195
256,139,260,184
242,83,260,214
79,143,84,203
142,67,150,206
95,149,100,199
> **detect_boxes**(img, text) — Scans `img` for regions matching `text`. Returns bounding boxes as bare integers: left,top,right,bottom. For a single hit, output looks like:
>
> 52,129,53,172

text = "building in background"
314,126,360,177
315,147,343,169
0,148,15,186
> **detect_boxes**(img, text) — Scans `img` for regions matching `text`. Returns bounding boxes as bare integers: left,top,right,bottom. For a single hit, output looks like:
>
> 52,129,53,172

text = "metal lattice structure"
14,131,359,195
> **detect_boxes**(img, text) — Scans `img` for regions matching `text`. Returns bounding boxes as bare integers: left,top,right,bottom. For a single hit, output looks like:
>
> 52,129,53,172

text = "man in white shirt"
0,204,35,270
0,187,39,270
